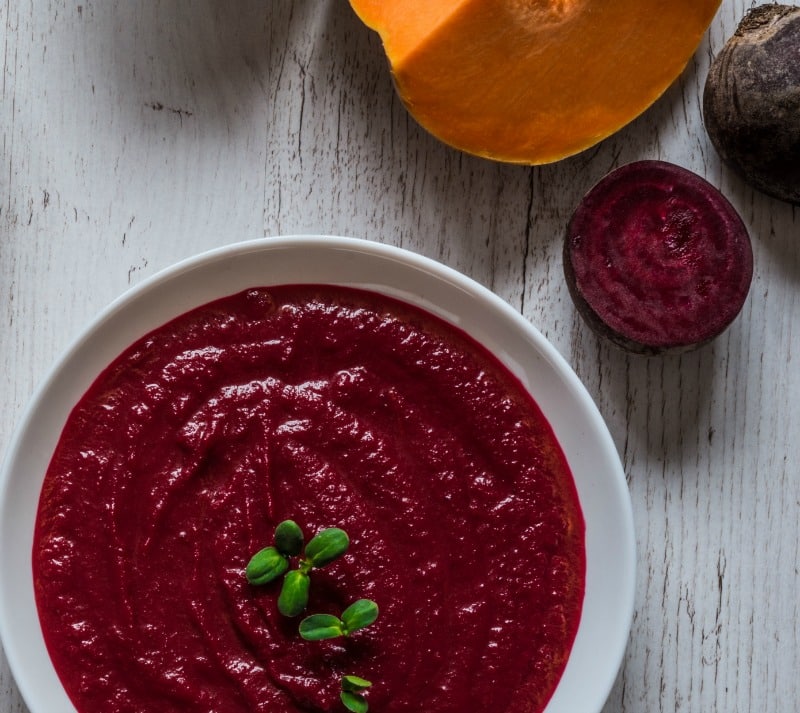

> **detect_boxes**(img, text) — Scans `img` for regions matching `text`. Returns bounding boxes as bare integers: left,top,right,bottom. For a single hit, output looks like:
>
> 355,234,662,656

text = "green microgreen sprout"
277,569,311,617
300,527,350,570
298,613,344,640
342,675,372,692
274,519,304,556
340,599,379,633
246,522,351,617
340,675,372,713
280,526,350,615
299,599,379,640
245,519,305,585
244,521,378,709
245,545,289,586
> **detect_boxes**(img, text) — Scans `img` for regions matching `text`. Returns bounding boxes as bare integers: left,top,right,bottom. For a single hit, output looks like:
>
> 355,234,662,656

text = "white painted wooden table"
1,2,798,711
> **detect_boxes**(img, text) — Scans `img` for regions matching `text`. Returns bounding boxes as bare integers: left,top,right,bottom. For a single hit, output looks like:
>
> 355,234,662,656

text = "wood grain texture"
1,1,798,711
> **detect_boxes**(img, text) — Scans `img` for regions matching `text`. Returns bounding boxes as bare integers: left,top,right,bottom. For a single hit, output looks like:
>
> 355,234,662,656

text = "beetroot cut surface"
564,160,753,354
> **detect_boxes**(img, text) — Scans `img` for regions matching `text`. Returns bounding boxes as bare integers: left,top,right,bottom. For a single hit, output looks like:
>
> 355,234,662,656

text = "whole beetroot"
703,5,800,205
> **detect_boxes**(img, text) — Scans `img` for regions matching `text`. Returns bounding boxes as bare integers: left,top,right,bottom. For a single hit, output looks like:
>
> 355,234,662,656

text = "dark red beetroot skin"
703,5,800,205
564,160,753,355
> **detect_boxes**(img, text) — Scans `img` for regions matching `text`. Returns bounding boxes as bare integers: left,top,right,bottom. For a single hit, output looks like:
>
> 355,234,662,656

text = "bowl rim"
0,235,635,713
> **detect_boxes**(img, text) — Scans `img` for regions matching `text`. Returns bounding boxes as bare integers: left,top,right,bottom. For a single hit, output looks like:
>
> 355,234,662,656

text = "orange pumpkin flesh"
350,0,722,164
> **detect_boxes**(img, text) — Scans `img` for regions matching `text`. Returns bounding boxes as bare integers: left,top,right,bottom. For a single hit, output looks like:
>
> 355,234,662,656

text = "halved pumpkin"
350,0,721,164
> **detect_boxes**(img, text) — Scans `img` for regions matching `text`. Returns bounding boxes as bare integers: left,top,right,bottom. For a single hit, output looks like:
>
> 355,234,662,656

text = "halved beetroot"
563,160,753,355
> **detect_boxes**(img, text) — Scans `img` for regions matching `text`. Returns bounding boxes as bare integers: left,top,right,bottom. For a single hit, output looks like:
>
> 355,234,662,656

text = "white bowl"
0,236,635,712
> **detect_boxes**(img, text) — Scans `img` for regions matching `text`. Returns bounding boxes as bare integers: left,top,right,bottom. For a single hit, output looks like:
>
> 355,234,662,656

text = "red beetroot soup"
33,285,585,713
